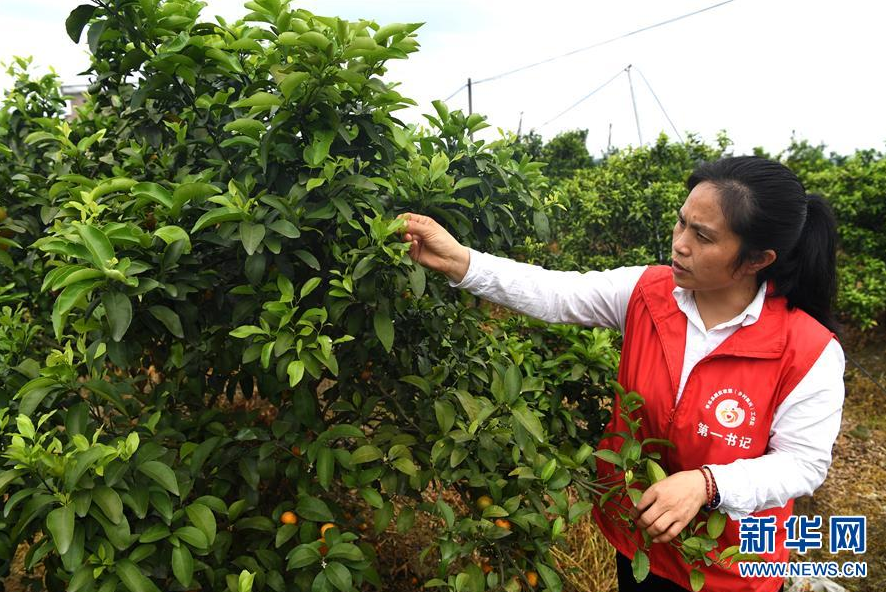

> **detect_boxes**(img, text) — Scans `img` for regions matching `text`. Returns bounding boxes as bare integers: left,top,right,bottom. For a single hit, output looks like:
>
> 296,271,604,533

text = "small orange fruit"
320,522,336,539
494,518,512,531
526,571,539,587
290,445,301,457
319,543,328,556
476,495,493,511
481,562,493,574
280,511,298,525
360,369,372,381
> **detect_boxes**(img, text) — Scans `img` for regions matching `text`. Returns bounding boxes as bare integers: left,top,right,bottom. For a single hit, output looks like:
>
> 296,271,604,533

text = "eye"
696,232,710,243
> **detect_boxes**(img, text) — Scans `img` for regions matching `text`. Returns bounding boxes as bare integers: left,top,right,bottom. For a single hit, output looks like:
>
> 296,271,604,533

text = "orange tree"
0,1,637,591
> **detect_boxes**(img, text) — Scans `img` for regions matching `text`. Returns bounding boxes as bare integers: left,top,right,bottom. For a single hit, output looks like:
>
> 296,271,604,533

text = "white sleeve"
706,338,845,519
449,248,646,331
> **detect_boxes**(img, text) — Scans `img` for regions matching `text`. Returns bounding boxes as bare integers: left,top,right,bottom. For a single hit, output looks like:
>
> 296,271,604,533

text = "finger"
635,503,664,530
652,522,684,544
635,487,657,513
647,513,676,538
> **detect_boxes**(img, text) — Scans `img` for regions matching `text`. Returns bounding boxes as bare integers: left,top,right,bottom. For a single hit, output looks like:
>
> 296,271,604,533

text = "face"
670,182,757,293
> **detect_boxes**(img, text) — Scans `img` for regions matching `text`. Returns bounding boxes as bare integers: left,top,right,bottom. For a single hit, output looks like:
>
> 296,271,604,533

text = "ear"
744,249,777,275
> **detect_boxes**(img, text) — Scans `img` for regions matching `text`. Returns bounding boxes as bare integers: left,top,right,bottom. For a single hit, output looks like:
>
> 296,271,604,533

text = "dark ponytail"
687,157,840,333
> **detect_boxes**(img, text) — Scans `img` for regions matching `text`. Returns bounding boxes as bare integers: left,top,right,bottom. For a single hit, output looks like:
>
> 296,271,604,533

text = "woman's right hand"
397,213,471,284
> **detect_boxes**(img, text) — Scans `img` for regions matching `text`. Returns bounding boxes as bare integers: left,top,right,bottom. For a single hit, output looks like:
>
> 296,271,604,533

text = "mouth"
672,260,689,273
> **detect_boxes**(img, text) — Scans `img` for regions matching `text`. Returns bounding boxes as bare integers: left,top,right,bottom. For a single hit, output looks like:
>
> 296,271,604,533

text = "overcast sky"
2,0,884,158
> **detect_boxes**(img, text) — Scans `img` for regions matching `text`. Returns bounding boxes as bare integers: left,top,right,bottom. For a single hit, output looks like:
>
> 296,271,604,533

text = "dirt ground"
791,325,886,592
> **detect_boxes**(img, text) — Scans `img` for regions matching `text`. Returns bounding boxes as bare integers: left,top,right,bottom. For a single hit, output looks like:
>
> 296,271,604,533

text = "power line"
445,83,466,102
470,0,736,88
540,66,626,128
626,65,643,145
634,66,684,143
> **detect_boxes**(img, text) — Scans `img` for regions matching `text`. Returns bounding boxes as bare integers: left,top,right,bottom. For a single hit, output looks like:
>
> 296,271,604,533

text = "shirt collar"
672,281,768,333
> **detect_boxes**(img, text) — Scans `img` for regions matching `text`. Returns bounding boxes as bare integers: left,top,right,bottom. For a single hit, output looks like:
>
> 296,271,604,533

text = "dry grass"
552,516,618,592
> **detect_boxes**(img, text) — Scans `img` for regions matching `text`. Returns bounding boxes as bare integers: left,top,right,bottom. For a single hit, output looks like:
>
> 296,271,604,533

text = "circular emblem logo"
715,399,746,428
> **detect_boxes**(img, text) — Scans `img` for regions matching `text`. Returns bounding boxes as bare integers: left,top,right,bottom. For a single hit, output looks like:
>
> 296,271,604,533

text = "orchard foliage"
0,1,641,591
519,132,886,330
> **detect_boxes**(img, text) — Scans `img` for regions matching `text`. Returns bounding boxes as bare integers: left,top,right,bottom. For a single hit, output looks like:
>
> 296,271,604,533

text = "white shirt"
452,249,845,519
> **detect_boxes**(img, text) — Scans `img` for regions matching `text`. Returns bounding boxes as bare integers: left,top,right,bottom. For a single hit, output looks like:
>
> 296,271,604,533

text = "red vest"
592,266,833,592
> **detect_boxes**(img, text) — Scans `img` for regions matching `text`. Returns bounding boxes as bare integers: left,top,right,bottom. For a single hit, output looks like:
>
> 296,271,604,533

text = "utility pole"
467,78,473,115
517,111,524,136
607,122,612,154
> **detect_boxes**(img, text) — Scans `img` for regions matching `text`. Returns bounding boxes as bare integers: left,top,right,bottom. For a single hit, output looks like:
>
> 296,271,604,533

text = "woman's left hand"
629,469,708,544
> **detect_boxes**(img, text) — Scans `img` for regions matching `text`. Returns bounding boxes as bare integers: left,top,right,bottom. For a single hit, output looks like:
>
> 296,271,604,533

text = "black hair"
687,156,839,333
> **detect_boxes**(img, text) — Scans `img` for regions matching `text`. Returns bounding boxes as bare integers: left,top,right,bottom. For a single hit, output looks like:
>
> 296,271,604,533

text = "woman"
398,156,845,592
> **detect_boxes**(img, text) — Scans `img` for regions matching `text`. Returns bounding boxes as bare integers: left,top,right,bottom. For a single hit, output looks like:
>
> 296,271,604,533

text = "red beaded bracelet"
697,467,712,506
701,466,720,510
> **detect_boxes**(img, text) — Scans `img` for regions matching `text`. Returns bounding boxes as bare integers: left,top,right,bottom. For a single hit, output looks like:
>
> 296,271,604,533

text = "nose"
672,225,690,256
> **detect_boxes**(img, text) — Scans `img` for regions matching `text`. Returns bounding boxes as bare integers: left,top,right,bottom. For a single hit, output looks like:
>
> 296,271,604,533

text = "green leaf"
351,445,382,464
148,305,184,338
186,503,217,545
47,505,75,554
304,130,335,167
132,182,174,209
154,225,192,253
66,4,97,43
172,544,194,587
373,310,394,352
116,558,161,592
707,510,726,539
536,564,563,592
174,526,209,548
690,569,705,592
56,280,100,315
172,183,220,214
102,292,132,342
326,543,363,562
287,360,305,387
504,364,522,402
191,207,243,232
511,401,544,442
138,524,170,543
77,224,115,267
373,501,394,533
224,118,266,139
631,550,649,583
300,277,322,299
429,152,449,182
240,221,266,255
408,264,426,298
232,91,282,109
230,325,266,338
317,447,334,490
288,544,321,569
434,400,455,434
137,461,180,496
15,378,61,416
65,446,108,490
93,486,124,525
400,375,430,395
325,562,352,592
592,449,624,469
279,71,310,100
296,496,334,522
392,458,417,476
